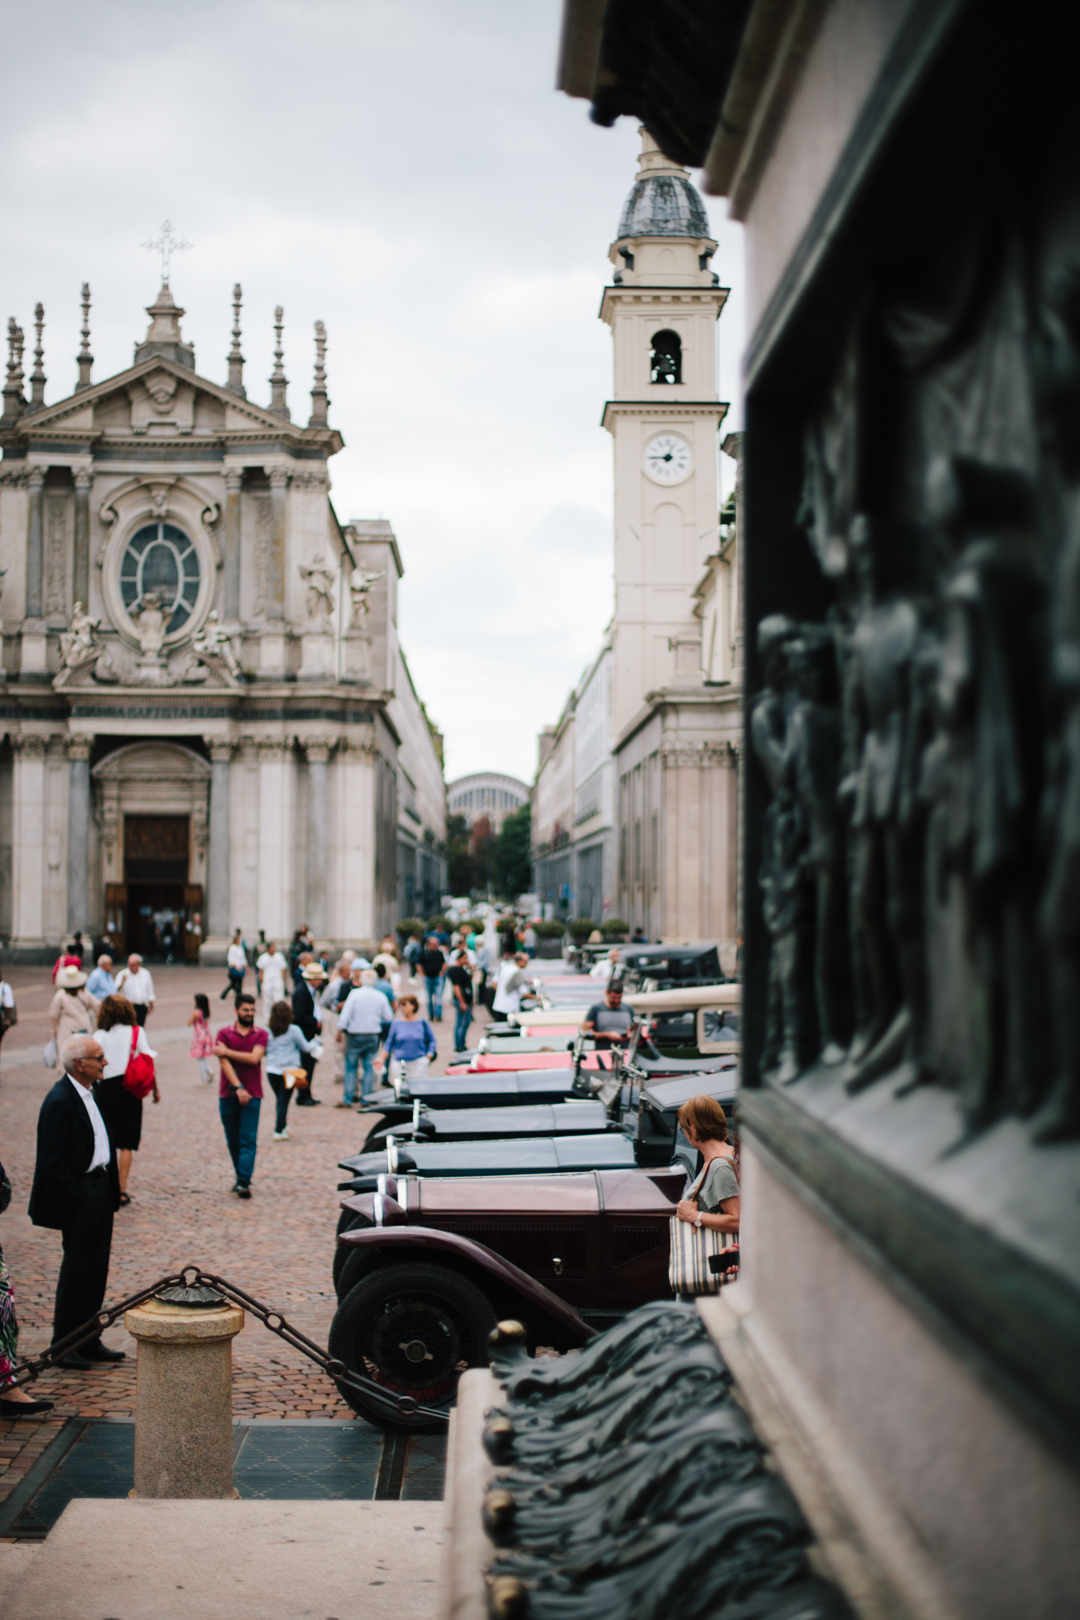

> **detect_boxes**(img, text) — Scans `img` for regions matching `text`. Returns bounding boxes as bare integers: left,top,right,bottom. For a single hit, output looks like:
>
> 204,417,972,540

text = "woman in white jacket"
93,995,158,1207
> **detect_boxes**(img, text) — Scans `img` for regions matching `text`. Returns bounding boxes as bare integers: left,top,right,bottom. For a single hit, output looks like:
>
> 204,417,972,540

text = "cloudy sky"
0,0,744,785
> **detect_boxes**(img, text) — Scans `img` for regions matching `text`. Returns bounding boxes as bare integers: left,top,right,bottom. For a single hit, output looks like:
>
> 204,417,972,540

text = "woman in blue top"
265,999,317,1139
377,994,437,1084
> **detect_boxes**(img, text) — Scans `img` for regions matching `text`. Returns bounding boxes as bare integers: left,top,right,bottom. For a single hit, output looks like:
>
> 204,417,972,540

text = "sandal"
118,1192,131,1206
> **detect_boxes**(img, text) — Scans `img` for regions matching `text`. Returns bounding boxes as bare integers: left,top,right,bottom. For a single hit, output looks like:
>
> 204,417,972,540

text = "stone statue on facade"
55,601,117,686
191,610,244,684
299,555,335,621
133,591,167,657
348,567,381,628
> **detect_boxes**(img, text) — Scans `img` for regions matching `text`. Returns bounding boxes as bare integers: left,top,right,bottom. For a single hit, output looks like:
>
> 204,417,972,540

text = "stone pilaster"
73,467,92,608
222,469,242,619
267,468,288,619
304,737,333,938
25,466,45,618
203,738,234,961
10,733,49,957
66,734,92,937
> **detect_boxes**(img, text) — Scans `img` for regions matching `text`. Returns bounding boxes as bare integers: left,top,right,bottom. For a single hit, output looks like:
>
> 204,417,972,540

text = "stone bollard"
124,1287,245,1498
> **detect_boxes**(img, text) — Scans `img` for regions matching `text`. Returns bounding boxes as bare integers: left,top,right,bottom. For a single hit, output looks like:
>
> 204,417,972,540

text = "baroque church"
0,276,446,962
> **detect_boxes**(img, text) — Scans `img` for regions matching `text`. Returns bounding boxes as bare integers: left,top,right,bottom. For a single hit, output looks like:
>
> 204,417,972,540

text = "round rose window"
120,522,201,633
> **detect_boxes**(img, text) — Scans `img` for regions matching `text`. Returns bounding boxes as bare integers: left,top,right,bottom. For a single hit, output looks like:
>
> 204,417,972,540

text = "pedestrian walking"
27,1033,125,1367
474,935,493,1013
404,932,422,977
189,993,214,1082
93,995,159,1207
51,943,83,985
291,961,326,1106
222,931,248,1001
265,1000,317,1139
492,952,530,1022
419,935,447,1023
113,955,155,1025
447,949,475,1053
0,975,17,1068
318,958,352,1089
336,967,390,1106
256,940,288,1023
2,1159,55,1416
213,993,267,1199
373,961,396,1013
377,995,437,1084
85,955,116,1000
48,966,100,1061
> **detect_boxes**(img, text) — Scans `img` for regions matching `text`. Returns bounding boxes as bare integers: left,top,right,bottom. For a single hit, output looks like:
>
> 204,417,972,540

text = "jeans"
219,1093,261,1185
267,1073,292,1133
425,975,443,1021
343,1032,380,1104
454,1003,472,1052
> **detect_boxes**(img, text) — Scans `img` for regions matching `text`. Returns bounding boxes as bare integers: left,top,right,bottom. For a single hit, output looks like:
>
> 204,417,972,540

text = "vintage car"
329,1156,738,1429
624,982,741,1067
337,1065,736,1187
356,1056,616,1131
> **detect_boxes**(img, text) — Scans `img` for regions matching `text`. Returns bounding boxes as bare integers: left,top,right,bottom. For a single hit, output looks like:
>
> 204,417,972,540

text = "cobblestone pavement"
0,960,489,1509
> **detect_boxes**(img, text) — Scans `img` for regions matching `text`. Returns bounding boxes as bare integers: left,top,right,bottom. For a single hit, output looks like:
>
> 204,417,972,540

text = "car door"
595,1167,683,1309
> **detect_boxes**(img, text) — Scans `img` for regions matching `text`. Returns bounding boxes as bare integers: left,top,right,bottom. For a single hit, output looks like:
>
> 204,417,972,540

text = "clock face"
643,433,692,485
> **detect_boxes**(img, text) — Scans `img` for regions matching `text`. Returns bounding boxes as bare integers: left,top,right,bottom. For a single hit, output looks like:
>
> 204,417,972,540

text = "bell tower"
600,131,728,736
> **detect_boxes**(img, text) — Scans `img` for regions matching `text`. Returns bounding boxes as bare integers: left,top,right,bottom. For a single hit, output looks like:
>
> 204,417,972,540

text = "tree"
494,803,533,899
446,813,474,895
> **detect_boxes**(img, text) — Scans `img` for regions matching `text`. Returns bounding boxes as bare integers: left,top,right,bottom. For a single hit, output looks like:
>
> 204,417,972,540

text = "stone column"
10,734,49,954
73,467,93,608
124,1296,245,1498
66,734,92,937
222,468,243,619
268,467,288,619
305,737,332,938
25,466,45,619
206,739,233,947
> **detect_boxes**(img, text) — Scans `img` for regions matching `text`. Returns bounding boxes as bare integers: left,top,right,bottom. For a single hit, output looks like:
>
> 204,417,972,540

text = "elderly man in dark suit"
28,1032,125,1368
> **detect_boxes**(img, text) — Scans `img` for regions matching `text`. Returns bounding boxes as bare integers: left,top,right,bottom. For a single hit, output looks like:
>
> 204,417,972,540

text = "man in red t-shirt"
213,993,267,1199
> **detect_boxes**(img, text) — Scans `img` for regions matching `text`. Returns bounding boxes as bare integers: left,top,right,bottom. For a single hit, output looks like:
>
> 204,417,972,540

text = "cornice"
601,399,729,431
614,684,743,752
600,284,729,323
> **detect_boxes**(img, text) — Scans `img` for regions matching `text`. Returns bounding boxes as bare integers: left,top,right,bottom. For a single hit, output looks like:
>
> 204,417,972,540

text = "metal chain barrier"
9,1263,449,1427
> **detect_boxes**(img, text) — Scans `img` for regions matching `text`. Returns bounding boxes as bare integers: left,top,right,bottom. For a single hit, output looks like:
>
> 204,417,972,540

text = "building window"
120,522,200,633
650,330,682,385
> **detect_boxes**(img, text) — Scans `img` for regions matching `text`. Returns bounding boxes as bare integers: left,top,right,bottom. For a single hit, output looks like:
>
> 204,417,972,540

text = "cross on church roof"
140,219,192,285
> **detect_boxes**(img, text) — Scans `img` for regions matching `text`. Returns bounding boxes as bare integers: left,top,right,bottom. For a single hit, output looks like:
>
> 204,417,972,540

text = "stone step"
1,1497,444,1620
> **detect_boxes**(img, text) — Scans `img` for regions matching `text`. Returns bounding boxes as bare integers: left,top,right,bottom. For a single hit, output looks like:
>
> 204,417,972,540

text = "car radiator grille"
613,1226,668,1266
439,1225,587,1277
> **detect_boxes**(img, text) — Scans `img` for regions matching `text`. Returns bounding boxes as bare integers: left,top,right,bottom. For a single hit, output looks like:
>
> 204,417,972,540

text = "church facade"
0,280,445,961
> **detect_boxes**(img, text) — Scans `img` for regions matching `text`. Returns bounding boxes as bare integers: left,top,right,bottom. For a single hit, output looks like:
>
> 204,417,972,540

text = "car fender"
337,1223,594,1343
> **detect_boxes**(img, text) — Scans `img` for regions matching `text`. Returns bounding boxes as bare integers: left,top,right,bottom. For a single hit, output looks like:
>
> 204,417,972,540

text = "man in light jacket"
336,968,391,1106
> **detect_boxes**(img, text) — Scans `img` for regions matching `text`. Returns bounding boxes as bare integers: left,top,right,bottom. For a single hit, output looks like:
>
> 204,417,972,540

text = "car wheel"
335,1239,380,1301
328,1262,497,1431
333,1210,372,1294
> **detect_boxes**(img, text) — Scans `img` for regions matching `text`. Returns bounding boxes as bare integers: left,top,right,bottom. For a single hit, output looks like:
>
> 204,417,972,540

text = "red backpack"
122,1026,156,1099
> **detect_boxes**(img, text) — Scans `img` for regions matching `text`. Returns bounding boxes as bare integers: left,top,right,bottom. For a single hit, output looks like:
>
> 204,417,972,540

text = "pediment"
92,741,211,782
19,356,313,438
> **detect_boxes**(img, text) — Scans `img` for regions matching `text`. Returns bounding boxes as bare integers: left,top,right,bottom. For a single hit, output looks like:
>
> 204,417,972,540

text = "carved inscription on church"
45,495,67,614
751,168,1080,1145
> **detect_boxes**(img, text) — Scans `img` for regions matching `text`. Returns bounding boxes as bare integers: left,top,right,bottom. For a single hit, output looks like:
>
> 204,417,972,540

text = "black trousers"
54,1169,114,1346
133,1004,148,1027
294,1051,317,1104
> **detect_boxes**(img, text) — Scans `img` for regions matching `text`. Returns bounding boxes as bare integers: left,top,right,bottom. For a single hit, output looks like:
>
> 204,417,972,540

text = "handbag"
43,1037,58,1068
668,1164,739,1297
122,1025,156,1099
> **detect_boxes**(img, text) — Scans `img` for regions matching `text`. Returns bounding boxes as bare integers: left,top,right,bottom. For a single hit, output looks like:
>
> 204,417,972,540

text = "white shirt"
96,1022,156,1080
257,951,287,988
0,980,14,1009
492,961,525,1014
115,966,155,1004
68,1073,111,1171
337,985,392,1035
227,943,247,971
590,956,619,980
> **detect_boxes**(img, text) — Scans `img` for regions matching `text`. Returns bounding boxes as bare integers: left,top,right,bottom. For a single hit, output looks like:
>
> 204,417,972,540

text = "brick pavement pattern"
0,961,486,1508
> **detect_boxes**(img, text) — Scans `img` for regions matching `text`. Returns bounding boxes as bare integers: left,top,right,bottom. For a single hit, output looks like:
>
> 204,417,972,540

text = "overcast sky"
0,0,744,786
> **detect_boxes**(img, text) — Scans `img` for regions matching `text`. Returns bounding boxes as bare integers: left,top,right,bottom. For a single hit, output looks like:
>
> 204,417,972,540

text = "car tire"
335,1238,380,1301
328,1262,498,1431
333,1210,373,1294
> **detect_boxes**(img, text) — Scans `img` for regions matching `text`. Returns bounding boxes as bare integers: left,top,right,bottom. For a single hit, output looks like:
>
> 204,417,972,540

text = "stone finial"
2,318,26,423
269,306,289,419
226,283,246,397
30,303,45,409
76,283,94,391
308,320,329,427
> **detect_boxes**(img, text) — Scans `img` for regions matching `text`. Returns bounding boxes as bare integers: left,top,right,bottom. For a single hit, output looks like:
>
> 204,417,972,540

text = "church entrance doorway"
120,816,201,963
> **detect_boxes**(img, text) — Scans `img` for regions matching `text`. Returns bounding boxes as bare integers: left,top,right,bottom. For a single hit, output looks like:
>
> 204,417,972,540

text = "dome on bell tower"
615,130,710,240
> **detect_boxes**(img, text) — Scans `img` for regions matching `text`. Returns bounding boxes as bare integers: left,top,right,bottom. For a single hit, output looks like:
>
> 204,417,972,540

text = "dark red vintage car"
329,1163,738,1429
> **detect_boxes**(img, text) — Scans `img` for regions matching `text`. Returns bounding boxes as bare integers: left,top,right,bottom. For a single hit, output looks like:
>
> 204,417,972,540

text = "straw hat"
301,961,328,982
56,965,87,989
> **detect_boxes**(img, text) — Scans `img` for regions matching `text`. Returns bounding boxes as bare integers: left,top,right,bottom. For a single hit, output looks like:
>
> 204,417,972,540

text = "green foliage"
425,915,451,933
493,803,533,899
532,919,566,940
446,813,473,897
497,915,518,936
397,917,425,939
601,917,629,939
568,918,598,944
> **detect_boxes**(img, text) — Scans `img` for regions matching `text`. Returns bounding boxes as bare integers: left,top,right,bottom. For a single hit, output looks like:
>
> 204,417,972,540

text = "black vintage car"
337,1066,737,1187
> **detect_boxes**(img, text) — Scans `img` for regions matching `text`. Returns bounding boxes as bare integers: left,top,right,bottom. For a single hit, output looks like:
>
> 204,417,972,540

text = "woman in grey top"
674,1093,740,1235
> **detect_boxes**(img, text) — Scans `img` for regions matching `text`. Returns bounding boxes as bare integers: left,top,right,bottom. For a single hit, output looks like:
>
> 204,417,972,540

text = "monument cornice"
601,398,728,431
599,284,729,323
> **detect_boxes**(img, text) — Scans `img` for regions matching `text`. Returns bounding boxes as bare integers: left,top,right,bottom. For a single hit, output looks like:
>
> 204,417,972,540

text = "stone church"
0,278,446,962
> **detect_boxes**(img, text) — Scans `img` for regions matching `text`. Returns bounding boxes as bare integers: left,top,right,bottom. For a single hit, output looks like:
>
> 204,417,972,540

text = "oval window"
120,522,201,633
